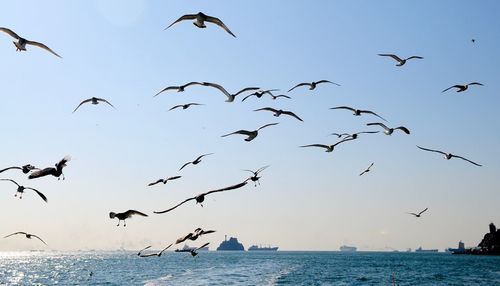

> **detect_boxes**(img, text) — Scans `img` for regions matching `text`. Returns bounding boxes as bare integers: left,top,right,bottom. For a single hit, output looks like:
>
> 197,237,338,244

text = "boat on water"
339,245,357,252
174,244,209,252
415,247,438,253
248,245,278,251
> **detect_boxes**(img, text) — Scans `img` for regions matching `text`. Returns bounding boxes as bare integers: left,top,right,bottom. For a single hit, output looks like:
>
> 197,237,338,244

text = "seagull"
366,123,410,135
407,208,428,218
441,82,483,93
138,244,172,257
359,163,374,176
178,242,210,257
242,165,269,187
330,133,350,138
176,228,216,244
154,180,249,214
221,123,278,142
4,232,47,245
241,89,280,102
270,94,291,100
73,97,115,113
343,131,380,140
154,82,203,97
300,138,355,153
179,153,214,171
165,12,236,37
0,179,47,202
288,80,340,92
0,27,61,58
148,176,182,187
254,107,303,121
329,106,387,122
0,164,37,174
378,54,423,66
28,156,71,180
201,82,260,102
169,103,204,111
109,210,148,227
416,146,482,167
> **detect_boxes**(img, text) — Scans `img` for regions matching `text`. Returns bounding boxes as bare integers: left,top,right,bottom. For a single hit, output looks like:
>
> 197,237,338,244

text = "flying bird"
177,242,210,257
0,27,61,58
359,163,374,176
300,138,355,153
28,156,71,180
154,180,249,214
154,82,203,97
0,164,37,174
441,82,483,93
73,97,115,113
330,133,350,138
288,80,339,92
169,103,204,111
179,153,214,171
366,123,410,135
243,165,269,187
270,94,291,100
416,146,482,167
254,107,303,121
342,131,380,140
378,54,423,66
241,89,279,102
330,106,387,121
407,208,428,218
137,244,172,257
109,210,148,227
176,228,216,244
4,232,47,245
148,176,182,187
0,179,47,202
165,12,236,37
201,82,260,102
221,123,278,142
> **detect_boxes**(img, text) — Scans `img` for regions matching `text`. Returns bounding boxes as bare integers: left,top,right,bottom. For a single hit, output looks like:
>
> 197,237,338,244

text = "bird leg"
123,220,126,227
116,220,120,227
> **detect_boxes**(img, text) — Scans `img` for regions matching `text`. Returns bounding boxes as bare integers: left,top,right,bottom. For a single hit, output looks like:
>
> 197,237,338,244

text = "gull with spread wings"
254,107,303,121
154,82,203,97
300,138,355,153
241,89,279,102
28,156,71,180
442,82,483,93
0,179,47,202
109,210,148,227
169,103,204,111
288,80,339,92
359,163,374,176
176,228,216,244
179,153,214,171
0,164,37,174
407,208,428,218
242,165,270,187
148,176,182,187
366,123,410,135
0,27,61,58
4,232,47,245
201,82,260,102
137,244,172,257
165,12,236,37
330,106,387,121
221,123,278,142
416,146,482,167
176,242,210,257
378,54,423,66
73,97,115,113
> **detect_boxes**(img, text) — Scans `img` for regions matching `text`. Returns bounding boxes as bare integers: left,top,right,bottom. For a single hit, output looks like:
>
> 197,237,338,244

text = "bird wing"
148,179,164,186
197,153,214,161
179,161,192,171
28,167,56,179
4,232,27,238
407,213,418,217
258,122,279,131
254,107,278,113
256,165,270,174
234,87,260,96
0,178,20,187
124,210,148,217
333,137,355,147
378,54,403,63
0,27,20,39
57,156,71,170
202,82,231,97
169,104,183,111
154,86,178,97
360,110,387,122
205,15,236,37
72,98,93,113
395,126,410,134
167,176,182,181
241,94,255,102
186,103,204,107
452,155,482,167
26,187,48,203
165,14,198,30
159,243,173,255
359,170,368,176
176,233,193,244
468,82,484,86
367,122,389,131
0,166,21,174
200,230,216,235
356,131,380,135
138,246,152,255
25,40,62,58
154,197,196,214
441,85,461,93
221,130,253,137
183,81,203,88
330,106,356,112
95,98,115,109
418,208,428,216
288,83,309,92
300,144,329,150
316,80,340,86
272,94,291,99
416,146,447,156
31,234,48,245
406,56,423,60
195,242,210,251
203,180,249,196
282,111,303,121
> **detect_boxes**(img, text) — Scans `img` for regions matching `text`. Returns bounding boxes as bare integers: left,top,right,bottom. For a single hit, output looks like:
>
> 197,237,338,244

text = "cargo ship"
339,245,357,252
248,245,278,251
415,246,438,253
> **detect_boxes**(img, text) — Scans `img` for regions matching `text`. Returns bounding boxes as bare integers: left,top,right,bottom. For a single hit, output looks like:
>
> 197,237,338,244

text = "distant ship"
415,246,438,253
175,244,209,252
447,241,466,254
217,235,244,251
248,245,278,251
339,245,357,252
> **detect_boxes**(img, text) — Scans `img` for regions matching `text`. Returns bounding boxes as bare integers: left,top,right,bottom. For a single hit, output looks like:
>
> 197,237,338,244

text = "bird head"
109,212,116,219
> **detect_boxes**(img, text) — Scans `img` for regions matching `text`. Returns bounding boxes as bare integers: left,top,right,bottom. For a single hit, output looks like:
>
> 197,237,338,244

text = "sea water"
1,251,499,285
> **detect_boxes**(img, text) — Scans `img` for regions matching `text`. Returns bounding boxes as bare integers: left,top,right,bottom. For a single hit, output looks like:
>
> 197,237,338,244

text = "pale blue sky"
1,0,499,251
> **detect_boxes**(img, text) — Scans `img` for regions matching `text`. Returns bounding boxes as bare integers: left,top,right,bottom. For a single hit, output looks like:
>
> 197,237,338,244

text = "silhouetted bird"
359,163,374,176
0,179,47,202
148,176,182,187
178,242,210,257
288,80,339,92
416,146,482,167
366,123,410,135
330,106,387,121
241,89,279,102
270,94,291,100
254,107,303,121
378,54,423,66
300,138,354,153
176,228,216,244
28,156,71,180
407,208,428,218
109,210,148,226
138,244,172,257
179,153,214,171
201,82,260,102
0,27,61,58
165,12,236,37
73,97,115,113
441,82,483,93
4,232,47,245
221,123,278,142
0,164,37,174
169,103,204,111
154,82,203,97
242,165,269,187
343,131,380,140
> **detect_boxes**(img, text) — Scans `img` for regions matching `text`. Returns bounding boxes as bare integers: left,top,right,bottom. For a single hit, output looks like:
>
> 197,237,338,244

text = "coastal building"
216,235,244,251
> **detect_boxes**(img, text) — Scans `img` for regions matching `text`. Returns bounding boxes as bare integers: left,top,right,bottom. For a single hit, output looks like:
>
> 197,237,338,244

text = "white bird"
0,27,61,58
366,123,410,135
254,107,303,121
288,80,339,92
169,103,204,111
330,106,387,121
442,82,483,93
4,232,47,245
378,54,423,66
300,138,355,152
73,97,115,113
221,123,279,142
165,12,236,37
359,163,374,176
0,179,47,202
202,82,260,102
416,146,482,167
154,82,203,97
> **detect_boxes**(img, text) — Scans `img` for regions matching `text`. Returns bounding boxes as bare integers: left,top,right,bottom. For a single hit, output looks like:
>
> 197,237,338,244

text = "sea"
1,251,499,285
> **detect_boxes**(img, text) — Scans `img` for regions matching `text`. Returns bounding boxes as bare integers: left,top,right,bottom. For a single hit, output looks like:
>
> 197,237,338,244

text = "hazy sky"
1,0,499,251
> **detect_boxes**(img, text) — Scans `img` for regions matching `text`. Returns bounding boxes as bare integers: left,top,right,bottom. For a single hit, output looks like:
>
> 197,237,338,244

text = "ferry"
339,245,357,252
248,245,278,251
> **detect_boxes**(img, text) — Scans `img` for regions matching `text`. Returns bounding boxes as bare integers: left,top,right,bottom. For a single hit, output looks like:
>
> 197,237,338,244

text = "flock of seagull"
0,8,485,254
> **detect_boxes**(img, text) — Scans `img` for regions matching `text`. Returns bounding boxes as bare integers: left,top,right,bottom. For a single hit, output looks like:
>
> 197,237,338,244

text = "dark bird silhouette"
221,123,278,142
416,146,482,167
154,180,249,214
176,228,216,244
200,82,260,102
407,208,428,218
148,176,182,187
300,138,355,153
177,242,210,257
169,103,204,111
73,97,115,113
165,12,236,37
254,107,303,121
241,89,279,102
329,106,387,121
270,94,291,100
288,80,339,92
342,131,380,140
154,82,203,97
359,163,374,176
137,244,172,257
378,54,423,66
330,133,350,138
471,39,475,43
4,232,47,245
366,123,410,135
109,210,148,226
0,164,37,174
179,153,214,171
28,156,71,180
242,165,270,187
0,27,61,58
441,82,483,93
0,179,47,202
